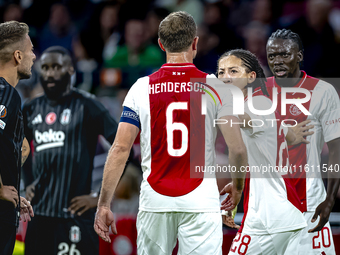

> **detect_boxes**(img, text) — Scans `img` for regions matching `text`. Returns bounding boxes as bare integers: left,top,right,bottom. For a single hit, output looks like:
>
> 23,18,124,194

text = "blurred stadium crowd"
3,0,340,214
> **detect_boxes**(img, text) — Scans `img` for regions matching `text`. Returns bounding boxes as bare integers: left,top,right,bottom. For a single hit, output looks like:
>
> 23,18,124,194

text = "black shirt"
23,88,118,218
0,78,24,226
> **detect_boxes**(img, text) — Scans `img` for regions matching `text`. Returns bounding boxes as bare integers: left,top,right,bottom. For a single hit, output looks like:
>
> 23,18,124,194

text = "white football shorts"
228,229,303,255
136,211,222,255
297,211,335,255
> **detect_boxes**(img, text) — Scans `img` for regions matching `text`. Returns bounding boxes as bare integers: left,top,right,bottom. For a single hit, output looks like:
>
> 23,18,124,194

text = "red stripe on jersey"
266,71,319,212
274,109,305,212
147,63,206,197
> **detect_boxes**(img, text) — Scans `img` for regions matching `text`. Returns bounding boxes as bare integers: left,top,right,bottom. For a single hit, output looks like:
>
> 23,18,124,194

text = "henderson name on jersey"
120,62,236,213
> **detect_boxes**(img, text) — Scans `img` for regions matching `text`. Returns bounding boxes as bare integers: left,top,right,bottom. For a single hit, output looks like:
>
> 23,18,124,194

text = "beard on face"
18,68,31,80
40,72,71,101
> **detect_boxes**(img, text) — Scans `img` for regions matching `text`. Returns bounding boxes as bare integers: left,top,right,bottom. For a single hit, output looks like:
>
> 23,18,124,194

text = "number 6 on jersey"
166,102,188,157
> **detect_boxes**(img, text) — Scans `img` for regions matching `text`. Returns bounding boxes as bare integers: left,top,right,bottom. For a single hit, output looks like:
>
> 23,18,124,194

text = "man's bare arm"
98,123,139,208
21,138,30,167
309,138,340,232
0,170,19,207
94,123,139,242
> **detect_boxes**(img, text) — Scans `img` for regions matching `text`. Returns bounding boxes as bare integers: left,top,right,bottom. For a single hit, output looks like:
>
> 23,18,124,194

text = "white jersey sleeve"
122,77,149,115
314,81,340,142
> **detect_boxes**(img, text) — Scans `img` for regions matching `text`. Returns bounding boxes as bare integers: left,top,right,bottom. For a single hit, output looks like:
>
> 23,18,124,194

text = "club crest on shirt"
45,112,57,125
69,225,81,243
0,105,7,118
289,104,302,116
60,109,71,125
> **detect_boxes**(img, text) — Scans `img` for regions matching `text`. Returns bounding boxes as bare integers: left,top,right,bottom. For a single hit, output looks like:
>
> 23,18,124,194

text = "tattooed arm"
21,138,30,167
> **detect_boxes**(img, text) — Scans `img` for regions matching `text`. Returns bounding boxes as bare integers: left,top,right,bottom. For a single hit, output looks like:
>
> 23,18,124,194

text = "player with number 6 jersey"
94,11,248,254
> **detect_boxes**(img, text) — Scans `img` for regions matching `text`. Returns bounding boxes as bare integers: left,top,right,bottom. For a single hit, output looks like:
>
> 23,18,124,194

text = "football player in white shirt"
218,49,312,254
94,11,248,254
266,28,340,255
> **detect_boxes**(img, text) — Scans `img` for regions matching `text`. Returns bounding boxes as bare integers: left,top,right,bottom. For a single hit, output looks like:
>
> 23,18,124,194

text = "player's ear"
248,71,256,84
13,50,22,65
68,65,75,75
158,38,166,52
192,36,199,51
297,50,303,63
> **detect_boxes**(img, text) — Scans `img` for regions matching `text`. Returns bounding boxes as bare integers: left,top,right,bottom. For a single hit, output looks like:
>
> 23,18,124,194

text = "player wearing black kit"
23,46,118,255
0,21,35,255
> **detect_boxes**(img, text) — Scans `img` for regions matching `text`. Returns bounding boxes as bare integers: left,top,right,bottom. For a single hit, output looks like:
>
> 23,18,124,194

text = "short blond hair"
0,21,29,63
158,11,196,53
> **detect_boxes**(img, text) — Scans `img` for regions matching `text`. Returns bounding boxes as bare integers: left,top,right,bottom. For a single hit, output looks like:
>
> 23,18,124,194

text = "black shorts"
25,214,99,255
0,221,16,255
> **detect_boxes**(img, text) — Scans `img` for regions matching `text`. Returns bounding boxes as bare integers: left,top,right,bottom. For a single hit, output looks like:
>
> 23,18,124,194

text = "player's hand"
19,196,34,222
94,206,116,243
222,208,240,229
25,184,35,202
68,195,98,216
0,185,19,207
308,199,333,233
220,182,242,211
290,120,314,146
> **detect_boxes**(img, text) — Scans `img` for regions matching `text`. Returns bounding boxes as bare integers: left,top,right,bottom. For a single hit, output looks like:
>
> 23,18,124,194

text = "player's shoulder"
132,76,150,86
72,88,96,100
0,78,11,93
205,73,227,88
23,94,45,109
312,77,337,94
128,76,150,93
265,76,275,87
71,88,106,109
252,87,265,97
306,76,339,104
0,78,20,103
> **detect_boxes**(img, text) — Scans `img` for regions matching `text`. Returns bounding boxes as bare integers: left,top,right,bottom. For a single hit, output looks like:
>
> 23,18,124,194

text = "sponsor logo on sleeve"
0,105,7,118
0,119,6,129
325,118,340,125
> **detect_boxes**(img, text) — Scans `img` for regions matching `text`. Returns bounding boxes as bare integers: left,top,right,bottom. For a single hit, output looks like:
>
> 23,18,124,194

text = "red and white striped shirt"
266,71,340,212
123,63,235,212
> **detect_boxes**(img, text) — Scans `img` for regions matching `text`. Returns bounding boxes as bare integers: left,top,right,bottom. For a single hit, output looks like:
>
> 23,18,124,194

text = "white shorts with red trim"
228,229,302,255
297,211,335,255
136,211,222,255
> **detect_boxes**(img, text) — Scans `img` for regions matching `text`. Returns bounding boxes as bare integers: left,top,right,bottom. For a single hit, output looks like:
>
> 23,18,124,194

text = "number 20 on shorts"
312,227,331,249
